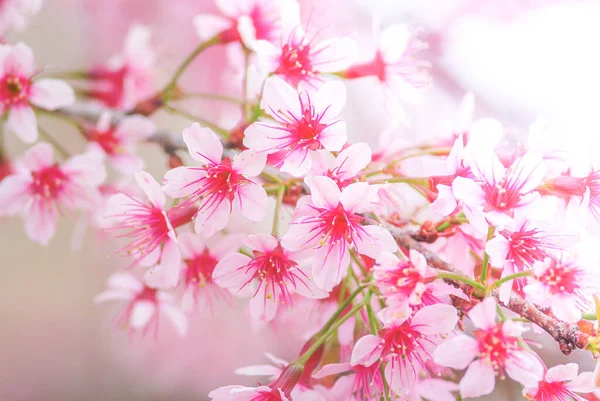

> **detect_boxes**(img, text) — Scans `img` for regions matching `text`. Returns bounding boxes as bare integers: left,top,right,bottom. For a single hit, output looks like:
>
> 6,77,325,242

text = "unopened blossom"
281,176,397,291
434,298,544,399
105,171,190,288
178,232,242,314
0,42,75,143
86,112,155,174
524,256,590,323
254,25,357,87
194,0,298,48
453,149,546,232
0,0,42,36
89,24,154,110
343,24,428,113
523,363,594,401
310,142,372,189
163,123,268,237
244,76,347,177
95,272,187,337
213,234,326,321
0,142,105,245
351,304,458,395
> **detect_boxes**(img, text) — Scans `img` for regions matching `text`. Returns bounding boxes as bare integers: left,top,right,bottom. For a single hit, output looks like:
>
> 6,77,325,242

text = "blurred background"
2,0,600,400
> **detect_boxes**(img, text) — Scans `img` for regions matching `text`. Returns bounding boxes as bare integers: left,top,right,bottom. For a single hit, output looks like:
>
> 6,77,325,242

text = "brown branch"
391,227,591,355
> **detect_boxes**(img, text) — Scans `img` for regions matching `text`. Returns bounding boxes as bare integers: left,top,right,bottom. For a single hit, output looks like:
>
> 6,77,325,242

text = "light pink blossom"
244,76,347,177
86,112,155,174
95,272,187,337
0,142,105,245
351,304,458,394
281,176,397,291
523,363,594,401
209,385,289,401
163,123,268,237
213,234,326,322
374,250,428,308
310,143,372,189
0,0,42,36
0,42,75,143
434,298,544,399
89,24,155,110
105,171,188,288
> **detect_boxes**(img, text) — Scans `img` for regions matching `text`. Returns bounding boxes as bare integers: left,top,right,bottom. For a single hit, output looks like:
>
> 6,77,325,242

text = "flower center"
474,324,519,377
344,51,387,81
483,177,523,211
377,261,425,303
249,4,278,42
276,40,316,86
89,128,120,155
319,204,363,244
250,388,284,401
31,164,68,199
89,66,128,108
501,227,549,271
0,74,31,107
135,286,158,303
537,260,582,296
529,380,573,401
185,249,218,288
195,157,245,209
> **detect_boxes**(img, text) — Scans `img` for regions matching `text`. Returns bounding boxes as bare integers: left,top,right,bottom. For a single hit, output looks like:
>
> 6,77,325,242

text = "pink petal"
305,175,340,209
0,174,31,215
144,239,182,289
134,171,165,209
232,150,267,177
213,253,253,289
433,335,479,369
195,198,231,237
417,379,458,401
183,123,223,164
193,14,231,41
311,241,349,291
111,153,144,174
178,232,207,259
62,149,107,187
468,297,497,330
546,363,579,383
430,184,458,216
249,285,279,322
350,334,383,367
116,115,155,141
294,265,329,299
335,143,371,178
568,372,595,393
129,301,155,329
452,176,485,211
163,166,206,198
340,182,377,213
465,118,504,153
107,272,143,292
242,123,281,153
485,235,510,268
551,296,581,323
22,142,54,170
160,303,188,336
311,80,346,121
236,182,267,222
318,121,347,152
312,362,352,379
4,42,35,76
459,360,496,399
379,24,410,63
261,76,301,118
6,105,38,143
411,304,457,335
505,351,544,387
235,364,282,378
30,78,75,110
409,249,428,275
94,289,134,304
312,37,357,73
354,225,397,258
244,234,278,253
280,148,313,177
24,198,57,246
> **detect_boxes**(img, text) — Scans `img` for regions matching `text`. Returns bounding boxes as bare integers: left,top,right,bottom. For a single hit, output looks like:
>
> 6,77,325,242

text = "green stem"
261,170,282,184
311,285,367,341
272,185,285,237
297,292,372,365
38,126,70,158
583,313,597,321
47,70,89,80
488,271,532,290
162,35,221,103
479,226,496,284
365,304,391,401
163,105,229,138
436,272,487,292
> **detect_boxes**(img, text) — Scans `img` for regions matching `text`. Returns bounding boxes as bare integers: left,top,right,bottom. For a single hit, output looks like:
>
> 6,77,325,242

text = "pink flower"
0,142,105,245
89,24,154,110
548,169,600,226
343,24,428,112
194,0,297,48
313,362,383,400
244,77,347,177
86,112,155,174
524,256,590,323
213,234,326,322
434,298,544,399
209,385,288,401
374,250,428,308
254,25,357,88
523,363,594,401
281,176,397,291
95,272,187,337
163,123,268,237
178,232,242,314
0,42,75,143
351,304,458,394
0,0,42,36
105,171,188,288
453,150,546,232
310,142,372,189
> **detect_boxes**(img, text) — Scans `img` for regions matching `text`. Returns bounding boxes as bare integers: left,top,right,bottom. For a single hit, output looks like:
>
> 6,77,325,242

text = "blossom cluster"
2,1,600,400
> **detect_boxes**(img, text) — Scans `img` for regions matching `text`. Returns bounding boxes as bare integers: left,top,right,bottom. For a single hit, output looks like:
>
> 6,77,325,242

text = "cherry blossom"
434,298,544,399
95,272,187,337
281,176,397,291
374,249,428,308
85,112,155,174
209,385,288,401
89,24,155,110
0,0,42,36
351,304,458,395
163,123,268,237
213,234,326,321
243,76,347,177
105,171,187,288
523,363,594,401
0,42,75,143
310,143,372,189
0,142,105,245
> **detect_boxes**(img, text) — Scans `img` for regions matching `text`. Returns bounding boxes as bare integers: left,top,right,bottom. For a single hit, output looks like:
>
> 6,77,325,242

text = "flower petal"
468,297,497,330
305,175,340,209
433,335,479,369
411,304,457,335
459,360,495,399
350,334,383,367
134,171,165,208
183,123,223,164
6,105,38,143
30,79,75,110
